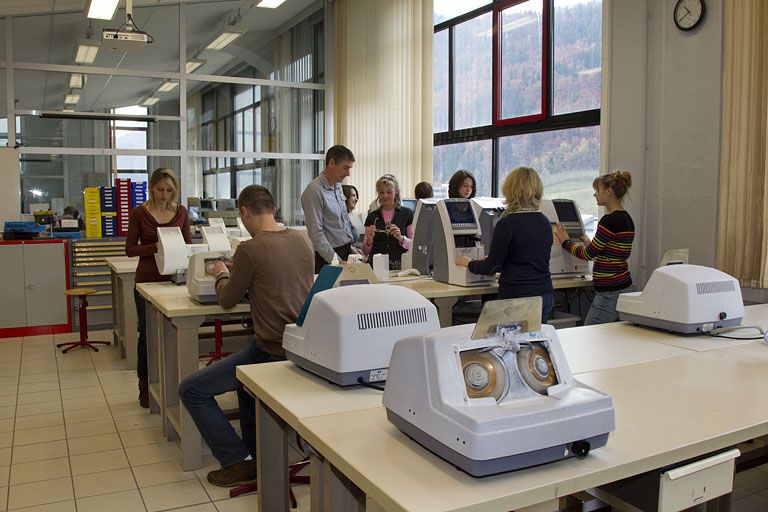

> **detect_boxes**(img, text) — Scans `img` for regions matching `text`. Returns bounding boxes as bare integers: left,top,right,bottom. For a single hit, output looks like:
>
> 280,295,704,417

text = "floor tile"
62,395,107,411
72,467,136,499
735,493,768,512
0,407,14,420
213,494,262,512
735,467,768,492
140,479,209,512
106,392,139,406
115,414,160,432
15,401,61,418
9,457,70,485
0,433,11,449
119,428,163,448
102,383,138,395
6,501,76,512
170,504,216,512
60,387,102,400
11,440,68,464
15,381,59,394
13,413,63,431
0,419,11,434
12,425,65,446
0,465,8,487
0,396,16,408
7,476,73,509
70,448,129,476
76,488,147,512
17,373,57,385
65,418,116,439
67,432,122,456
0,386,18,398
110,402,150,419
197,474,230,502
132,460,197,488
126,443,181,467
0,448,10,466
15,391,59,407
63,405,112,424
0,486,6,511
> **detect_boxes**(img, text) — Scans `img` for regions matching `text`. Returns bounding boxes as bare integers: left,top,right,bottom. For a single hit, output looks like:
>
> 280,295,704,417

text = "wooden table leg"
323,458,366,512
433,297,458,328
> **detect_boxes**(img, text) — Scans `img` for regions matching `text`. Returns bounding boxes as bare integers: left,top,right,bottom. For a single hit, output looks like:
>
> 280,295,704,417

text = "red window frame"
493,0,549,126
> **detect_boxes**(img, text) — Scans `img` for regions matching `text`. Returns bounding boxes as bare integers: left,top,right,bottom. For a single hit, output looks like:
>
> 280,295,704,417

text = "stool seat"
64,287,98,297
57,287,110,354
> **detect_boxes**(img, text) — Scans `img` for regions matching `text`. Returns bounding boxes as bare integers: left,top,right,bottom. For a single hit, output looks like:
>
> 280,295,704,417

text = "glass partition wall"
2,0,325,225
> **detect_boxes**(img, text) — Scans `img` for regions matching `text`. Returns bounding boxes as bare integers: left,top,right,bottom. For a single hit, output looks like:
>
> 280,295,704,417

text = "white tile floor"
0,331,310,512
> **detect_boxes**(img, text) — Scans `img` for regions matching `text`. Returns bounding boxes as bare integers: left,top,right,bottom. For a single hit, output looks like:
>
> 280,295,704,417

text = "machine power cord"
706,325,768,343
357,377,385,391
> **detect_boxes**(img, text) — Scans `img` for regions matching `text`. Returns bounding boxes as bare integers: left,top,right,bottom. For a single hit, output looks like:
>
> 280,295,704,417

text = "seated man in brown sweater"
178,185,314,487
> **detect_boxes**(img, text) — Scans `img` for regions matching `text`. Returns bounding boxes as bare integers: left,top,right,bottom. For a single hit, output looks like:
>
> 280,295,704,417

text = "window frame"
434,0,601,197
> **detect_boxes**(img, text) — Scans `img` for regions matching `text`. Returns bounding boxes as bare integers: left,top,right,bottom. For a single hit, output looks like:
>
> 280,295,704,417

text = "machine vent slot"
696,281,735,295
357,307,429,330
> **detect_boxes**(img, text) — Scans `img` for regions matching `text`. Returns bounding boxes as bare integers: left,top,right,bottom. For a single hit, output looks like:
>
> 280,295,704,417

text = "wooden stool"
57,288,111,353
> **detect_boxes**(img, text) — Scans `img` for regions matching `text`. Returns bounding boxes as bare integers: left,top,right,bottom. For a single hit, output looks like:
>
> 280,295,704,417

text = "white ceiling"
0,0,320,113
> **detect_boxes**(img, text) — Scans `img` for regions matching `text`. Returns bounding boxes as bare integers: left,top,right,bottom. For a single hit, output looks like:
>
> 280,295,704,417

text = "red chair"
57,288,111,353
199,318,233,366
229,434,311,509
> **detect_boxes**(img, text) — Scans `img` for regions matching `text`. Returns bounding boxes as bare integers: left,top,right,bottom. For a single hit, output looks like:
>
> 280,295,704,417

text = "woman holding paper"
126,168,191,408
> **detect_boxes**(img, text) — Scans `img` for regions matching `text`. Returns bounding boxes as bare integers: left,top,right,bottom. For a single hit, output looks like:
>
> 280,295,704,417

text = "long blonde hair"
501,166,543,213
376,175,402,207
146,168,179,211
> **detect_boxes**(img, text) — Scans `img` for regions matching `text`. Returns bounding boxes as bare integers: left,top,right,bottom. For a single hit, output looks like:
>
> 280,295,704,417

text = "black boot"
138,377,149,409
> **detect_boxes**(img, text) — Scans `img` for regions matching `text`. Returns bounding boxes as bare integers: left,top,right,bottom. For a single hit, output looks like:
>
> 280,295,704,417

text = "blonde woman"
363,176,414,270
126,168,191,408
456,166,553,322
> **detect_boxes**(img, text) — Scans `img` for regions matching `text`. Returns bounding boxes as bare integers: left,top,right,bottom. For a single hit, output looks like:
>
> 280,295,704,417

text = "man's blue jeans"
178,342,284,466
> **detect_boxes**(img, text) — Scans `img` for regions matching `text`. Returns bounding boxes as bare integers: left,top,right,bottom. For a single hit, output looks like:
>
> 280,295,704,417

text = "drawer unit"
70,239,126,330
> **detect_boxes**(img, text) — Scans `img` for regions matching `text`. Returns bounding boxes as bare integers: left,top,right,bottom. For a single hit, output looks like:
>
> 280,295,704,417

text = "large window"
433,0,601,217
112,105,149,183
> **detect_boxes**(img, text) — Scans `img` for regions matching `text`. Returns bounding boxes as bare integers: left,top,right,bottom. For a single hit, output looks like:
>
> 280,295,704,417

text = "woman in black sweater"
456,166,553,322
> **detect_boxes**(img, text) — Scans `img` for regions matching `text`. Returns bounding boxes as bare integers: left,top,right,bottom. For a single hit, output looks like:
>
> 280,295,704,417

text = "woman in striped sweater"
553,171,634,325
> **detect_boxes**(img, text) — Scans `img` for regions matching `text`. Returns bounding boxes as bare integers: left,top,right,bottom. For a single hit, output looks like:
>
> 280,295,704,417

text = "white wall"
604,0,723,286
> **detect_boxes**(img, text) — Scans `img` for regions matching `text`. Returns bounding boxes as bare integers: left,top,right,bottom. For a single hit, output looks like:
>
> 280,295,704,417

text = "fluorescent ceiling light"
157,80,178,92
256,0,287,7
141,97,159,106
206,28,244,50
69,73,85,89
84,0,120,20
75,41,99,64
64,94,81,104
186,59,205,73
62,109,75,113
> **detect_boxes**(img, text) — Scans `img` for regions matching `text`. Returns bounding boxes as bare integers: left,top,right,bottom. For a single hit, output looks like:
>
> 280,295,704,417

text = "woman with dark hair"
414,181,433,200
126,168,191,408
448,170,476,199
342,184,364,248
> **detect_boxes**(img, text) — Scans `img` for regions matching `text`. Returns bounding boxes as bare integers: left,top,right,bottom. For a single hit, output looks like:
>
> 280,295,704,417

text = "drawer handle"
26,284,35,289
665,449,740,480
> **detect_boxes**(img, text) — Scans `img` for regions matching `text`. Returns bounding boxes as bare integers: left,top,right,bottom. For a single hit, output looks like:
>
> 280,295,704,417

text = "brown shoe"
138,378,149,409
207,459,257,487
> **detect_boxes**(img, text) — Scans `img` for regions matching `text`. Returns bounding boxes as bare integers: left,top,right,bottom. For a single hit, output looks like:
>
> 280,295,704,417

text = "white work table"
135,281,250,470
106,256,138,368
238,303,768,511
386,275,592,327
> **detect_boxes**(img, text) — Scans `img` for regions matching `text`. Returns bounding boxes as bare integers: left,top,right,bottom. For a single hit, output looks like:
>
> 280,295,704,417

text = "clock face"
674,0,705,31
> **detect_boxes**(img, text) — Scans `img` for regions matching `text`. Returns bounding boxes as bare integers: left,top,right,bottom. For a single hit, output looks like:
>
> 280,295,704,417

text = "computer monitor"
199,198,215,211
443,200,477,230
553,200,580,223
217,198,237,210
401,198,417,213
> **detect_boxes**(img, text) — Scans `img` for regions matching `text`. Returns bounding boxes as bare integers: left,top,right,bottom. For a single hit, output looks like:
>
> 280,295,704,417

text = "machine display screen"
401,199,417,212
445,200,477,228
553,201,580,223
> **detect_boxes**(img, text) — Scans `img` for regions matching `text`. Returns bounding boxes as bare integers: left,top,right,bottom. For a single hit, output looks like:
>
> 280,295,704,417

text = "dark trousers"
314,243,352,274
133,288,148,379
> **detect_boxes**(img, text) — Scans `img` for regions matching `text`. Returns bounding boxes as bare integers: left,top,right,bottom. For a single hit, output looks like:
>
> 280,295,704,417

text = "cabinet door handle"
27,284,35,289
